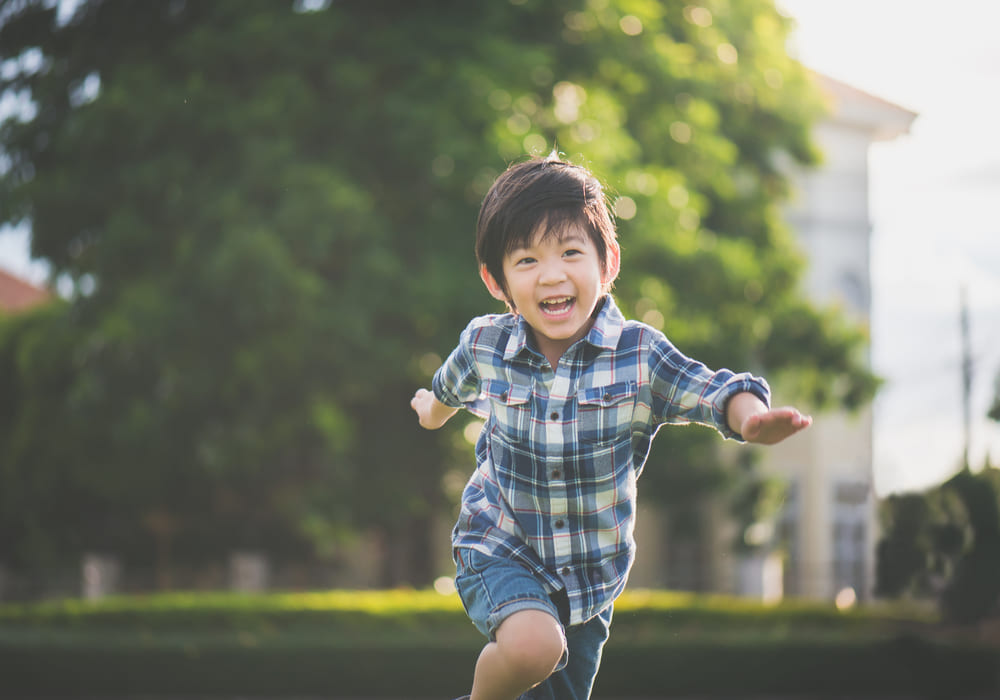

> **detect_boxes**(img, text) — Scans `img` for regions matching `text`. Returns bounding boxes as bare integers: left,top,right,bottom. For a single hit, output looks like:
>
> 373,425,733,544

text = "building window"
776,481,800,596
832,480,870,599
838,269,869,312
665,536,704,592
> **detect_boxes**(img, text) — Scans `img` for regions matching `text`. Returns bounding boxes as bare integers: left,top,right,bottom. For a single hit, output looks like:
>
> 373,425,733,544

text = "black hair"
475,156,618,302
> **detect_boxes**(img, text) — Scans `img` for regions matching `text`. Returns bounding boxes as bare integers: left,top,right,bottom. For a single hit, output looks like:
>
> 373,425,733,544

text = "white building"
629,73,916,602
756,74,916,601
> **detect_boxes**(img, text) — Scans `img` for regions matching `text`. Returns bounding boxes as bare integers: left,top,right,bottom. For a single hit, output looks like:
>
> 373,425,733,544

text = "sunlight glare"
667,184,689,208
641,309,664,330
431,155,454,178
717,43,738,65
834,587,857,611
507,113,531,135
669,121,692,144
619,15,643,36
614,196,637,220
433,576,457,595
419,353,442,376
523,134,548,155
683,6,713,28
553,81,586,123
464,420,484,445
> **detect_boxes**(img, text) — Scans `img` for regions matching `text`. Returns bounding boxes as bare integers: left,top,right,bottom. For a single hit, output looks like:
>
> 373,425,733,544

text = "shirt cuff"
431,369,465,409
716,375,771,442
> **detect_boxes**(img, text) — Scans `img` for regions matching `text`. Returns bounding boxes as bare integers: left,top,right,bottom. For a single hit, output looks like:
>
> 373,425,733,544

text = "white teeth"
542,296,573,305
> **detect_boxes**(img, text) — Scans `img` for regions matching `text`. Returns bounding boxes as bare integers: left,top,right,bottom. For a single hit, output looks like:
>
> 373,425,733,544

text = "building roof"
0,267,51,313
814,72,918,141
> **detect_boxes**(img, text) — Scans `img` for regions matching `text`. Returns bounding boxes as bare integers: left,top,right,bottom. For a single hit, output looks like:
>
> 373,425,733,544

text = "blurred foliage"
939,465,1000,623
876,461,1000,624
0,0,876,585
990,370,1000,423
876,490,968,599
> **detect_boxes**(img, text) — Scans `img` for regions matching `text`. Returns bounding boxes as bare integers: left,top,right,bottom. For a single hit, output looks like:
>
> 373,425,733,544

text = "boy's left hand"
741,407,812,445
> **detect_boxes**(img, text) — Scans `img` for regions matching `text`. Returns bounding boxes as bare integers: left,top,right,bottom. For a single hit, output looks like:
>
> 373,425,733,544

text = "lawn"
0,588,994,697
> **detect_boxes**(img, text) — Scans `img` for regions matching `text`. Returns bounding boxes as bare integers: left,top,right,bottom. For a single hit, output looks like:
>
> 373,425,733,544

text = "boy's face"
481,222,619,363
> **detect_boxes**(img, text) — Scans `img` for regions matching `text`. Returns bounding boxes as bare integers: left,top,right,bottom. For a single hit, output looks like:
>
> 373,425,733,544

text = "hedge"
1,589,996,697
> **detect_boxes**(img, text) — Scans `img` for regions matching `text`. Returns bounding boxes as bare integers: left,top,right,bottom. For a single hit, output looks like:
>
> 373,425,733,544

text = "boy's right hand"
411,388,458,430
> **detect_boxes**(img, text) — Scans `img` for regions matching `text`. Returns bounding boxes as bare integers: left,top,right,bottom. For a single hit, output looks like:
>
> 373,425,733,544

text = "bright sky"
778,0,1000,494
2,2,999,495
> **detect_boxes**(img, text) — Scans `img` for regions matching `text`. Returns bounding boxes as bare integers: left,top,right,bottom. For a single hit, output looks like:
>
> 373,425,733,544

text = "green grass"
0,588,994,697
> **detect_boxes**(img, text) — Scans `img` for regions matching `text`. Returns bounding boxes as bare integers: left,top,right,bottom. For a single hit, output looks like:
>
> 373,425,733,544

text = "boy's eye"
515,256,536,265
563,248,583,257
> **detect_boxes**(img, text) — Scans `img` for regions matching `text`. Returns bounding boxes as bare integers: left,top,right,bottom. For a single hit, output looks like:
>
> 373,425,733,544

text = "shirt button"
561,567,571,576
500,391,508,401
551,469,562,479
603,392,612,401
554,519,565,529
550,411,559,420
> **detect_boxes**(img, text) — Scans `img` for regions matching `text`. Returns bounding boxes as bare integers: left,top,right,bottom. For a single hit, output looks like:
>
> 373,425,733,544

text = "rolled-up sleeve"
715,373,771,441
432,322,483,411
648,335,770,441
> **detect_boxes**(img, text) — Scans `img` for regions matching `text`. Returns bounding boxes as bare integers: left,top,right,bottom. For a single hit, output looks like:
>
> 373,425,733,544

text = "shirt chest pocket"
577,380,637,444
482,379,533,444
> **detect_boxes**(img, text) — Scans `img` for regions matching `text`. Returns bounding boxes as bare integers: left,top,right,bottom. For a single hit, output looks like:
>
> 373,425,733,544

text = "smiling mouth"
539,296,575,315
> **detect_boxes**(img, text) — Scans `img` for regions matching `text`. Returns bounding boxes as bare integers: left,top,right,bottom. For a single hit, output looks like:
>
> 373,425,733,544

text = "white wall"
758,78,913,601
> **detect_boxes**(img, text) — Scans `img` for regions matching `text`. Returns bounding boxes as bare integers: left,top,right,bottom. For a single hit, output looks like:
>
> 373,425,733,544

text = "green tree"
989,370,1000,423
874,489,966,599
938,465,1000,623
875,464,1000,623
0,0,875,586
876,369,1000,621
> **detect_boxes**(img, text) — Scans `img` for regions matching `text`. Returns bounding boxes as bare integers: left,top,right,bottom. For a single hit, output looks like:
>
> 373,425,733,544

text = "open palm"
741,407,812,445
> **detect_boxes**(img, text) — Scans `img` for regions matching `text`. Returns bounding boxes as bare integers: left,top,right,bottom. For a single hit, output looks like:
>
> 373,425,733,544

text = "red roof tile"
0,267,50,313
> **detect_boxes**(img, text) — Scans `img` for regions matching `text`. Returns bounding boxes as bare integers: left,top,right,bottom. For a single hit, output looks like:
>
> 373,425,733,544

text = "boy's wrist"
427,391,459,429
726,392,768,436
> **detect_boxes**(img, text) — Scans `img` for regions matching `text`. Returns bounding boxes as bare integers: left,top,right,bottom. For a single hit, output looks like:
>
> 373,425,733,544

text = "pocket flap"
482,379,532,406
577,380,637,407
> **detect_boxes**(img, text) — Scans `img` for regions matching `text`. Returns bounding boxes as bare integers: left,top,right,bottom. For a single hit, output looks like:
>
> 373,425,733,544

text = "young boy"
411,156,811,700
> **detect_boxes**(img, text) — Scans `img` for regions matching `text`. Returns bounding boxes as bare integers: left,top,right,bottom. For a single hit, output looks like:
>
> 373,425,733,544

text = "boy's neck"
523,327,558,370
527,323,595,371
542,348,564,372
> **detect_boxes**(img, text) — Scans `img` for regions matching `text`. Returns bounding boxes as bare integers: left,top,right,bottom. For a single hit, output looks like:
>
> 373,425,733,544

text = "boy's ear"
602,241,621,286
480,264,509,303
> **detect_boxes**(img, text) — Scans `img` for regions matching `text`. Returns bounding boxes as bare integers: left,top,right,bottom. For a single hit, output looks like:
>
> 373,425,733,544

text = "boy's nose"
538,261,567,284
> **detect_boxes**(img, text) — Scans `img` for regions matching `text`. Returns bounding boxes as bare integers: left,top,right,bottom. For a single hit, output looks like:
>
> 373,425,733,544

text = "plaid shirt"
433,296,770,625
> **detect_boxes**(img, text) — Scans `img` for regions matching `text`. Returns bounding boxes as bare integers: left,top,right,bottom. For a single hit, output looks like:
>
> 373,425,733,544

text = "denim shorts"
454,548,614,700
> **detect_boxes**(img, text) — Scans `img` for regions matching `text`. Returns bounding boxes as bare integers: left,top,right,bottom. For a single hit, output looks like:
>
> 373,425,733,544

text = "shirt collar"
585,295,625,350
503,295,624,361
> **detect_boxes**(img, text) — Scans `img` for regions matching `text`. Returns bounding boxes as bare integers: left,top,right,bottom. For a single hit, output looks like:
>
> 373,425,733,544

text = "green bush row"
0,589,471,638
0,588,941,647
0,587,932,628
1,589,995,696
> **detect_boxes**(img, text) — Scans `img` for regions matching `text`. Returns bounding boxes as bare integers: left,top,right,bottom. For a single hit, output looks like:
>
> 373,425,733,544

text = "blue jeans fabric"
454,548,614,700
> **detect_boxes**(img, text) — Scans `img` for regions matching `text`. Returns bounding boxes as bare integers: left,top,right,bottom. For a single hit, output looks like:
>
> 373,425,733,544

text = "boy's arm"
411,388,459,430
726,392,812,445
